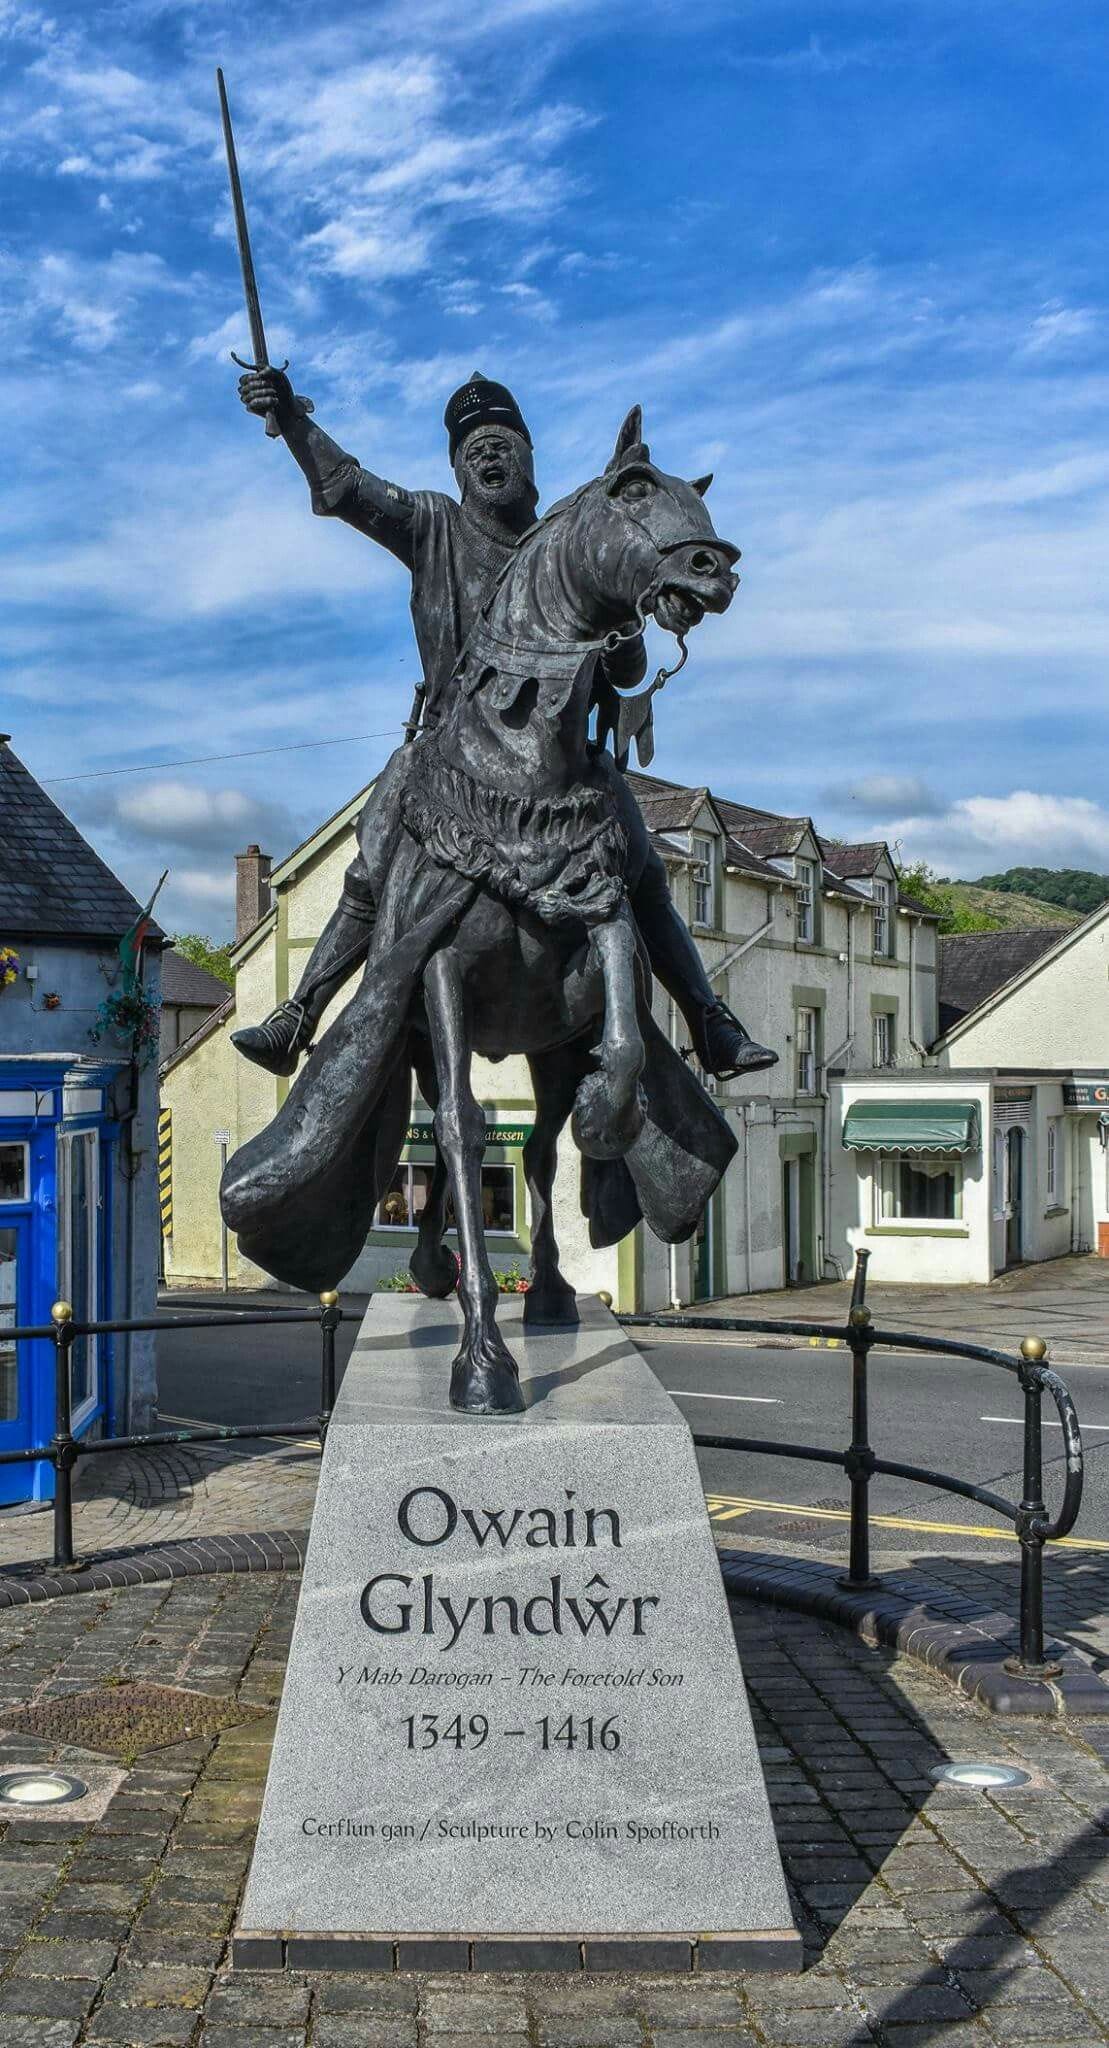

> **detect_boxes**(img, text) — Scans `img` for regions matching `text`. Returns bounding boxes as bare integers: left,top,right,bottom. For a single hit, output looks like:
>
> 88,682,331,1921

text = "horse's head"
576,406,740,639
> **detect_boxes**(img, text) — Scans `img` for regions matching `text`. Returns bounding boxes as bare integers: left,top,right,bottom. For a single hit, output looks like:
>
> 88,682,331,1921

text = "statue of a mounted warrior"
214,72,778,1414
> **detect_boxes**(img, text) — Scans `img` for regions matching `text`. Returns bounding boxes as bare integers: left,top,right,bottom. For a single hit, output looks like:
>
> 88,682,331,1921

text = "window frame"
1046,1117,1062,1203
795,1007,818,1096
795,859,815,944
691,834,715,929
374,1160,518,1238
0,1143,29,1204
872,877,891,957
874,1151,964,1228
872,1011,894,1069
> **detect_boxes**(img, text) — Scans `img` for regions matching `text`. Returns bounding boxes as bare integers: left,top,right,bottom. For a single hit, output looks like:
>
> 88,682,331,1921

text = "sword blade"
217,67,268,371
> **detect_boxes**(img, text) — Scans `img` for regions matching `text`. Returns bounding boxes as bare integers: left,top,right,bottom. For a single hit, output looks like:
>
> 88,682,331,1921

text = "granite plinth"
237,1294,798,1970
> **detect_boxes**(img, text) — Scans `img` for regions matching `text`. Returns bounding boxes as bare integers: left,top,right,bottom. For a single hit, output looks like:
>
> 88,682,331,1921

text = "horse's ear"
691,473,713,497
606,405,645,473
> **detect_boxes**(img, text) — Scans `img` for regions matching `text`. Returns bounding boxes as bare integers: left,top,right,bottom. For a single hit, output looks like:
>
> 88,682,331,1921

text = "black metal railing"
0,1294,345,1574
619,1248,1085,1679
0,1250,1086,1681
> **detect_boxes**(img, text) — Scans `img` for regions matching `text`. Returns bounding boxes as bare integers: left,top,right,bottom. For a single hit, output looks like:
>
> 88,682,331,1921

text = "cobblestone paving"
0,1441,321,1573
0,1576,1105,2046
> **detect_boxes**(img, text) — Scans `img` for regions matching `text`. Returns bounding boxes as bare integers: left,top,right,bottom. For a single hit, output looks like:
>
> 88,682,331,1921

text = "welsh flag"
119,870,168,986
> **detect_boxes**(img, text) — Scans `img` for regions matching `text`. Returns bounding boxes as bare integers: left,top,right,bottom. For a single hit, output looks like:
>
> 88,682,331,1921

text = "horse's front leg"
571,904,646,1160
422,950,523,1414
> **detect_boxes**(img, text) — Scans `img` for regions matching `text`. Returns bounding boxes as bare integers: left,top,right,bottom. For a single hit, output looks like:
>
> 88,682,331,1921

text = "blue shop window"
0,1143,29,1203
0,1228,20,1421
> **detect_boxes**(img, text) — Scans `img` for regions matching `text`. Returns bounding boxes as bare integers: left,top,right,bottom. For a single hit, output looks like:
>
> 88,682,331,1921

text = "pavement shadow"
910,1543,1109,1675
732,1597,1107,2036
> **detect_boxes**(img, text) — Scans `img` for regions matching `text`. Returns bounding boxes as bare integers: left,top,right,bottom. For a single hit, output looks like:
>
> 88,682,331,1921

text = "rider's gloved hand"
238,366,297,422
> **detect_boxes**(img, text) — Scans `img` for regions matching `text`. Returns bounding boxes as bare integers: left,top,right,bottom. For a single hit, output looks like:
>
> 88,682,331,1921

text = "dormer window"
692,835,715,928
796,859,816,943
873,877,892,956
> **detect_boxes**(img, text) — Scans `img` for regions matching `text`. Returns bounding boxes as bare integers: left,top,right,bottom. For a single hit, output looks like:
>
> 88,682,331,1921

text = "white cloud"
1022,302,1097,356
871,793,1109,878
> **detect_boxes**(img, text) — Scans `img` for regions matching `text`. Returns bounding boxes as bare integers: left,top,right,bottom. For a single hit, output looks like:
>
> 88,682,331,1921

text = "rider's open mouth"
481,465,506,488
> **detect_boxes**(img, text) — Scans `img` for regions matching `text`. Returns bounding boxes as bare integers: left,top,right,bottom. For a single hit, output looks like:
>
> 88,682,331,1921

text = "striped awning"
842,1100,979,1155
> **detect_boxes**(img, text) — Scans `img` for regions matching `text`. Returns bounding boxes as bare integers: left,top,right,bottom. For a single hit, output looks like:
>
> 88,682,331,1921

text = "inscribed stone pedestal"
237,1295,798,1970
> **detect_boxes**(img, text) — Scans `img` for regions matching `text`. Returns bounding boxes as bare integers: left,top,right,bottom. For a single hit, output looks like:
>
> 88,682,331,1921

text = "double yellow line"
705,1492,1108,1552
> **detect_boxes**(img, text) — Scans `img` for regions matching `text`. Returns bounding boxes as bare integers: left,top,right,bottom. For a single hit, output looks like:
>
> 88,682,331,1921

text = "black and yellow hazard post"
158,1108,172,1239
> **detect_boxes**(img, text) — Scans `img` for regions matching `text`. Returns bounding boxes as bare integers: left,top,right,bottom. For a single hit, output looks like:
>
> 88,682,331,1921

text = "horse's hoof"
523,1277,579,1328
571,1071,646,1161
450,1333,525,1415
409,1241,459,1299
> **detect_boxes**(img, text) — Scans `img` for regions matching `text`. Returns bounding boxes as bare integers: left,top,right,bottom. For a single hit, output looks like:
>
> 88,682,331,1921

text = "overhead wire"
41,727,407,785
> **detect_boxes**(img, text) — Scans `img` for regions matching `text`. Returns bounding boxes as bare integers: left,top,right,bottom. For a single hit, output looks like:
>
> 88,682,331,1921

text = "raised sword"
216,67,287,439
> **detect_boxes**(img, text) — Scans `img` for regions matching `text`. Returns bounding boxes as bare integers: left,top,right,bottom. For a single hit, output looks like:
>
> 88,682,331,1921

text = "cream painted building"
160,772,939,1308
828,906,1109,1282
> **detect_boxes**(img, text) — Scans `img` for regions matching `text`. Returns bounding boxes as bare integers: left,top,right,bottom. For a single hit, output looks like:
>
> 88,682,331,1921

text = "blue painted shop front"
0,1056,122,1504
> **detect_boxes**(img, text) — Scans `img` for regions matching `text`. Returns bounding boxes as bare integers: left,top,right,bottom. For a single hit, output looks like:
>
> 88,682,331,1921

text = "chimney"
235,845,272,941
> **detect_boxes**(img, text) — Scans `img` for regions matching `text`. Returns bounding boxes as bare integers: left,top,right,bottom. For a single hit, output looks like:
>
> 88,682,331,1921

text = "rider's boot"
690,999,778,1079
232,888,376,1078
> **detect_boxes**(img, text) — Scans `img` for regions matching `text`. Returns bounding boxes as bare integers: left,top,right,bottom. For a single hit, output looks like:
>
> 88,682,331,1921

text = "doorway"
1005,1126,1024,1266
58,1130,101,1429
782,1146,817,1287
693,1196,714,1300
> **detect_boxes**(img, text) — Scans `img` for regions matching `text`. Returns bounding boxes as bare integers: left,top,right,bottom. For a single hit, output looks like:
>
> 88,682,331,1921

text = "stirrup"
275,998,315,1055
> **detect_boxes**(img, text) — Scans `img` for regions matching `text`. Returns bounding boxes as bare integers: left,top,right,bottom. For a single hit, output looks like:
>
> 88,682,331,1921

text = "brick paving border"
717,1550,1109,1720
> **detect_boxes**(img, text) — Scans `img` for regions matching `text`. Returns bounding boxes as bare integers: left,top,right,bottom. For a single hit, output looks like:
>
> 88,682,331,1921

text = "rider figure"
232,368,776,1081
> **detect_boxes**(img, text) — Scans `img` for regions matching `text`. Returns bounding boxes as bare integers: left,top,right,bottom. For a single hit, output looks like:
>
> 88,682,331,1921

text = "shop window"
0,1145,27,1202
795,1008,818,1096
1047,1118,1063,1202
376,1162,516,1236
692,835,715,928
0,1229,18,1422
872,1012,895,1068
796,860,816,943
876,1153,962,1224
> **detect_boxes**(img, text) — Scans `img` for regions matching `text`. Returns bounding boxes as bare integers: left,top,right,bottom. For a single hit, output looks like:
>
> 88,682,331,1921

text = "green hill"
970,866,1109,917
897,863,1083,934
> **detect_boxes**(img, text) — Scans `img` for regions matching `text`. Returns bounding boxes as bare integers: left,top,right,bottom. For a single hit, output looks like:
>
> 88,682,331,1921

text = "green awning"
842,1100,979,1156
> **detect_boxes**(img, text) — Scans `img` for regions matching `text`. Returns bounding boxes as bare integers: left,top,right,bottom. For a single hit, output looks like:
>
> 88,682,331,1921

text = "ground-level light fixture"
0,1769,89,1806
931,1762,1031,1791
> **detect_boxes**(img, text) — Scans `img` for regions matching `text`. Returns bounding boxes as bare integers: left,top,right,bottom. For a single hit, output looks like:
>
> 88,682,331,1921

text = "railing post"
839,1251,880,1591
1006,1335,1062,1680
318,1291,340,1443
50,1301,77,1570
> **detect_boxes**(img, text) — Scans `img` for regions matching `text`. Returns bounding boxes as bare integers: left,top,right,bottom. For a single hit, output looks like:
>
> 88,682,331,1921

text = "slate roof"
937,928,1072,1036
0,739,163,944
161,950,231,1009
818,840,885,879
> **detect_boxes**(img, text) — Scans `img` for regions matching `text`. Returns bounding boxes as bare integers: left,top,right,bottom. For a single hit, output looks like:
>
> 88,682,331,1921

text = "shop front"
348,1110,534,1292
1062,1079,1109,1257
0,1056,123,1503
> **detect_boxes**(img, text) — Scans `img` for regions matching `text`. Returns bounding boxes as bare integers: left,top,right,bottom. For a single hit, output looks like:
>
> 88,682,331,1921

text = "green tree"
895,861,1001,934
173,932,234,986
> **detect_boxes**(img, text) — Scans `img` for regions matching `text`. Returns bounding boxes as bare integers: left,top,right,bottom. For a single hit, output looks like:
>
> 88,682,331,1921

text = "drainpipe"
820,904,856,1280
667,996,683,1308
709,897,775,1303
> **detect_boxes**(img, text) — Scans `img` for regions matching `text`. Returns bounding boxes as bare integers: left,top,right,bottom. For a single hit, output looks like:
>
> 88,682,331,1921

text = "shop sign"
1063,1082,1109,1108
404,1121,533,1148
994,1087,1032,1104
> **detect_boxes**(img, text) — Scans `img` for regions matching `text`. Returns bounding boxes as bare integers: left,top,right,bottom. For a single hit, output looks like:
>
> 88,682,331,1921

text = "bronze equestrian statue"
222,399,776,1415
230,370,774,1087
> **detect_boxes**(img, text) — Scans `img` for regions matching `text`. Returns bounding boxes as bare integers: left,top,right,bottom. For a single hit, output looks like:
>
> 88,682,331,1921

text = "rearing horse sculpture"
221,408,742,1415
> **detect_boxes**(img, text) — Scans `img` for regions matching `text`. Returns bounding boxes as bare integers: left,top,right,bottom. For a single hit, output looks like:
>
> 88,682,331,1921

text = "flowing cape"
581,1008,738,1248
220,839,476,1293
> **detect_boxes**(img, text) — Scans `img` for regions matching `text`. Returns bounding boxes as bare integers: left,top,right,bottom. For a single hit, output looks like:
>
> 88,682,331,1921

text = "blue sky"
3,0,1108,935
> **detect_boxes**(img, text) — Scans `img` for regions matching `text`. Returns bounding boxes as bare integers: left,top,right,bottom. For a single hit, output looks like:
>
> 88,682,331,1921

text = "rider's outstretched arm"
238,366,416,566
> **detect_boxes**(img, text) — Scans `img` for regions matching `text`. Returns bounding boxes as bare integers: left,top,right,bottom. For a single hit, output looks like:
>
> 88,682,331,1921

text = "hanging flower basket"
90,980,161,1066
0,946,21,991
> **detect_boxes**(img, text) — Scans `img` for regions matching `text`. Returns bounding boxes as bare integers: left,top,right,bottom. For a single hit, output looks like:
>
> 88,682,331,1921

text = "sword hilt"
230,353,313,440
